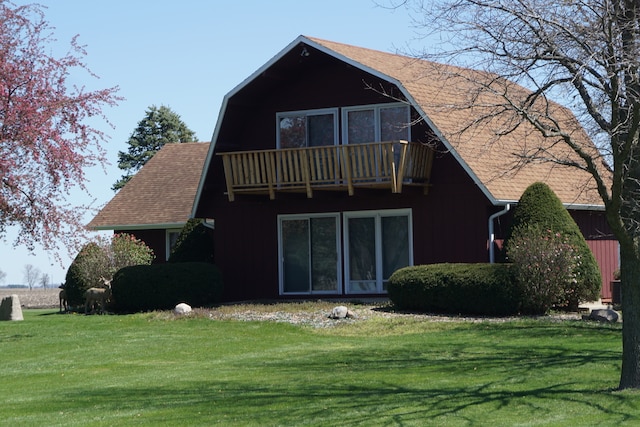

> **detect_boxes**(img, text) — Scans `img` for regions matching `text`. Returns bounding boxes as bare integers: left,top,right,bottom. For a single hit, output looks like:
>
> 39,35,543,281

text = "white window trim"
276,107,339,149
343,208,413,295
277,212,342,295
165,229,182,261
341,102,410,144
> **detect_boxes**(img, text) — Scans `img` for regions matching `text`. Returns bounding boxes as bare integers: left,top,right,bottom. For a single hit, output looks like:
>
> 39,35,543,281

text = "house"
91,36,619,303
88,142,210,261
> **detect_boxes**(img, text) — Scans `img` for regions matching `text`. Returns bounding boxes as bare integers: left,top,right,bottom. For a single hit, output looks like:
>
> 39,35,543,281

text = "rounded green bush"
111,262,223,312
387,263,519,315
505,182,601,310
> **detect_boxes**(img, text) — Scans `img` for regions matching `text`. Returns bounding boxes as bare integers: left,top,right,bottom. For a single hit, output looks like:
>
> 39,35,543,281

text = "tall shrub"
505,182,601,309
507,225,579,314
63,234,155,308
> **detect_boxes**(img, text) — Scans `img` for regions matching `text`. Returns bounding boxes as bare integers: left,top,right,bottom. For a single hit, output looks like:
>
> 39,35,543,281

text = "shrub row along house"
89,36,619,303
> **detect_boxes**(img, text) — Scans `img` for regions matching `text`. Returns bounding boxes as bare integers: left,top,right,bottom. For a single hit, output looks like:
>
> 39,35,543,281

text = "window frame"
276,108,339,149
341,103,410,144
343,208,413,294
165,229,182,261
277,212,342,295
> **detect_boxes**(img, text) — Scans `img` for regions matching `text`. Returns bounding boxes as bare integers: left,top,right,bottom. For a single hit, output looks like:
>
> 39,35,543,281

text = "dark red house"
92,36,619,303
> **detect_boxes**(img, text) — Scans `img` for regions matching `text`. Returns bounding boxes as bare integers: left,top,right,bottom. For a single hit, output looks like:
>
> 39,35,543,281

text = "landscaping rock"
328,305,357,319
582,308,619,323
174,303,192,315
0,294,24,321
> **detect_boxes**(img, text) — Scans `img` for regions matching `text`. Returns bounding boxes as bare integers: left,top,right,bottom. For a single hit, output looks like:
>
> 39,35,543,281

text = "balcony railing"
218,141,434,201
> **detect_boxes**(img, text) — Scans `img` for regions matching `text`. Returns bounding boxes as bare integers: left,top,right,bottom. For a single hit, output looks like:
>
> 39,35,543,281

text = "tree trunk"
618,243,640,389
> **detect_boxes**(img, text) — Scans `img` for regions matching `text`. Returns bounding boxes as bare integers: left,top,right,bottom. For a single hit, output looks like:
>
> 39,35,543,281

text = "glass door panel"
308,114,335,147
382,215,409,291
380,106,409,141
310,217,338,291
347,216,377,292
279,115,306,148
281,219,310,292
281,216,339,294
347,109,375,144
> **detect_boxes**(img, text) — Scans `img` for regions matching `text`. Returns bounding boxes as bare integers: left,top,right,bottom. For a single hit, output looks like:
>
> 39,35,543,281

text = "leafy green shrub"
387,263,519,315
505,182,601,309
168,219,214,263
63,234,154,309
507,225,579,314
111,262,223,312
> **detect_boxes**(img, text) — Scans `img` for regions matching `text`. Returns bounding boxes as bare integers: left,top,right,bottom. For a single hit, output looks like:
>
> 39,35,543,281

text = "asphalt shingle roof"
88,142,210,229
308,37,607,206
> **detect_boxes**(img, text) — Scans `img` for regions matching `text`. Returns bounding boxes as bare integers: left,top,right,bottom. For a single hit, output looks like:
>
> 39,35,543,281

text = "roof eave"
89,222,188,231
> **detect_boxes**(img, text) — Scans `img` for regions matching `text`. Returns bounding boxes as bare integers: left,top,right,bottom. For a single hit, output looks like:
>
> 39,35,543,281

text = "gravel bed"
0,288,582,327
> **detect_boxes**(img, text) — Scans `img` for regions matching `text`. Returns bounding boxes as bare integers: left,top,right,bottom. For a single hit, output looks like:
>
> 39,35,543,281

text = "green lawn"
1,309,638,426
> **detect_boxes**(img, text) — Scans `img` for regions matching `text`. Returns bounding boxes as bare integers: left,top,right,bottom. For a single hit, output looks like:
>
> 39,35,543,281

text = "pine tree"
112,105,196,190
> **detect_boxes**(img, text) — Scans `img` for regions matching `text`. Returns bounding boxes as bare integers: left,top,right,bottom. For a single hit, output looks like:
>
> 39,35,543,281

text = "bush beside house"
505,182,602,310
388,263,520,315
111,262,223,312
62,234,155,310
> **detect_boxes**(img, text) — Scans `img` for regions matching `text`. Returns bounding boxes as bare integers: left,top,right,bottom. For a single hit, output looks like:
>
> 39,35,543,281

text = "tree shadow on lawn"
53,325,636,425
56,378,637,425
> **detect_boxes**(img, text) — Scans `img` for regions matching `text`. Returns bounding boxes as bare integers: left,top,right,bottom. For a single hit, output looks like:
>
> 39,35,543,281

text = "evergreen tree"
112,105,196,191
506,182,602,310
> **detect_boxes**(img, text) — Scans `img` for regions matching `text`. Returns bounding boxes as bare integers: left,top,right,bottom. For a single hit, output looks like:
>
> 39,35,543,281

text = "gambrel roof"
89,142,210,230
195,35,607,210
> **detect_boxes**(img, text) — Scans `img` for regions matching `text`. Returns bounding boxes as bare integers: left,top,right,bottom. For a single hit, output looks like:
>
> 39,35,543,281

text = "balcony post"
221,154,235,202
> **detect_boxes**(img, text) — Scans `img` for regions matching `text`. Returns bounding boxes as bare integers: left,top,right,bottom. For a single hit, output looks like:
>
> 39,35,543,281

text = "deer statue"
84,277,112,315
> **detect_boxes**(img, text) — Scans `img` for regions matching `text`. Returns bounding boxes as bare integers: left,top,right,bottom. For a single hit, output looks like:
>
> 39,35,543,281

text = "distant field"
0,287,59,308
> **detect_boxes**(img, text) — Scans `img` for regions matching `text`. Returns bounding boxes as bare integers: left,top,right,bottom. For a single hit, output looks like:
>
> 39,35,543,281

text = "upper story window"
277,108,338,148
343,103,410,144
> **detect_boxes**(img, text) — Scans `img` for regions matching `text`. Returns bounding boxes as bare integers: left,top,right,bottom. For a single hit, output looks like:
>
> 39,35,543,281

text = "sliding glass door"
344,210,412,294
279,214,340,294
279,210,411,295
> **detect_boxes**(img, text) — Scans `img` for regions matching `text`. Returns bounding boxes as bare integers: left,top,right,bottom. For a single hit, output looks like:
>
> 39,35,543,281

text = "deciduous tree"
23,264,40,290
392,0,640,389
0,1,120,253
112,105,196,191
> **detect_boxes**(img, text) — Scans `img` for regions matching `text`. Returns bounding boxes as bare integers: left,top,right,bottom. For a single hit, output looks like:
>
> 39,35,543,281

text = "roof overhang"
90,222,187,231
494,199,605,211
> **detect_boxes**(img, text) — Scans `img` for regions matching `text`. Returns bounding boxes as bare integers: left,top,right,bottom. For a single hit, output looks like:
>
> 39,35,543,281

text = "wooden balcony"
218,141,434,201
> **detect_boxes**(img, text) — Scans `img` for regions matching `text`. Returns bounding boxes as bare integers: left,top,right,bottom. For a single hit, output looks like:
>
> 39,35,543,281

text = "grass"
1,308,639,426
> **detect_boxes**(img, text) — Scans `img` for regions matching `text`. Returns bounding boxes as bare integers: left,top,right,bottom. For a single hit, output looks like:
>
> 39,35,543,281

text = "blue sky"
1,0,428,285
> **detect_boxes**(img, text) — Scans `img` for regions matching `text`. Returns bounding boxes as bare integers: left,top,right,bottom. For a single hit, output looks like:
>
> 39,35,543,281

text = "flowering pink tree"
0,2,120,252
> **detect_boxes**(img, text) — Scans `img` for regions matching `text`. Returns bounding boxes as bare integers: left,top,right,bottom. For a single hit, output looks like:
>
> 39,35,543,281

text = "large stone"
174,303,192,315
328,305,356,319
583,308,619,323
0,295,24,321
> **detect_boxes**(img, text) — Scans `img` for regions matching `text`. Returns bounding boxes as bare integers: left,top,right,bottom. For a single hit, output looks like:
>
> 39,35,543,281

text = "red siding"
116,229,168,264
195,44,619,302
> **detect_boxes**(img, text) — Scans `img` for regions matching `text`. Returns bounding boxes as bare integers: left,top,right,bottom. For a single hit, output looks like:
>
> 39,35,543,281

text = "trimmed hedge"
387,263,520,315
111,262,223,312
